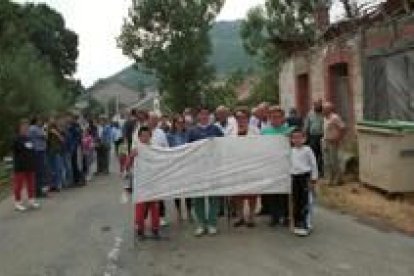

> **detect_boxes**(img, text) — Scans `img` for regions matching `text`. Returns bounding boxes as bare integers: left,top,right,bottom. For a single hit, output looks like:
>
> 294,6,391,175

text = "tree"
118,0,224,112
0,0,79,156
203,70,245,110
0,43,65,156
241,1,328,62
240,1,332,104
21,3,79,79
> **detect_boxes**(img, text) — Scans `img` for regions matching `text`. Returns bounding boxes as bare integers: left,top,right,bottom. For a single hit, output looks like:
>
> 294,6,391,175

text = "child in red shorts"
128,126,160,239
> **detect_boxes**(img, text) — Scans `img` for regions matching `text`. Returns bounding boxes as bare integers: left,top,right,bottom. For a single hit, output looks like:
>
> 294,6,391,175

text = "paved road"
0,172,413,276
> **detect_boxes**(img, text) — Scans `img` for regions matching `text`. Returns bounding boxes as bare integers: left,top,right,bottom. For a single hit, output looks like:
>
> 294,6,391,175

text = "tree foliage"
118,0,224,112
203,70,245,110
240,0,332,105
0,0,80,156
20,3,79,79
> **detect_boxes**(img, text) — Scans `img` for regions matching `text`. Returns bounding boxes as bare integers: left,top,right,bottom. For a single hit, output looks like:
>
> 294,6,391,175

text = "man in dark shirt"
13,119,40,211
286,108,303,130
123,109,138,154
188,107,224,237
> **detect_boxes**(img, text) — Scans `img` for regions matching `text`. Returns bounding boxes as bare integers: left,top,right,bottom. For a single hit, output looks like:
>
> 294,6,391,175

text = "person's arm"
160,130,169,147
334,116,346,142
215,125,224,137
188,128,195,143
308,147,318,183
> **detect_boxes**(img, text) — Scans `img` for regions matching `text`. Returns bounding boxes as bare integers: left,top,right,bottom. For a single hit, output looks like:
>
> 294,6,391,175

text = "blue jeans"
49,153,64,190
62,152,73,187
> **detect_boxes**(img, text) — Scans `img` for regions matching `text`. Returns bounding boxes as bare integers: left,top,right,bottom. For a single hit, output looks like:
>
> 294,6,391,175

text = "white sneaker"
14,202,27,212
194,226,206,237
160,218,169,227
28,200,40,209
207,226,218,236
294,228,310,237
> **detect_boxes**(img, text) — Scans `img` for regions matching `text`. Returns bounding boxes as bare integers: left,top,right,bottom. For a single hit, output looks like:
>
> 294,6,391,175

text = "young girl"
12,119,40,211
129,126,160,240
290,129,318,236
81,128,94,182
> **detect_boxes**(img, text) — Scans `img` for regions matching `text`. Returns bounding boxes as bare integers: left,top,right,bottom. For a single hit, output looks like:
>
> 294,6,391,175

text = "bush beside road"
318,181,414,236
0,160,12,200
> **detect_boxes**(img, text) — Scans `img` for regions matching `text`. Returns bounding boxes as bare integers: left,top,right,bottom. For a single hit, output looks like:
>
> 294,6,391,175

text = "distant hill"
107,20,255,90
209,20,256,76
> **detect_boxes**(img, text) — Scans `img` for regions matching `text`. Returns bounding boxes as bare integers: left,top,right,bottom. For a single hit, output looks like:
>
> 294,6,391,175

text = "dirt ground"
317,180,414,236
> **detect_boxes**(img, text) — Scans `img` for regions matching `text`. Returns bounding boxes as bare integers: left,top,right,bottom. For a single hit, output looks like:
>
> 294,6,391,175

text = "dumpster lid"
357,120,414,133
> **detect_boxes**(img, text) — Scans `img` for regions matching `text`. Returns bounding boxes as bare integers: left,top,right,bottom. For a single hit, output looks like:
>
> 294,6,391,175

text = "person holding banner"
290,129,318,236
131,126,161,239
167,115,192,222
261,106,295,227
147,112,170,227
188,107,224,237
233,107,260,228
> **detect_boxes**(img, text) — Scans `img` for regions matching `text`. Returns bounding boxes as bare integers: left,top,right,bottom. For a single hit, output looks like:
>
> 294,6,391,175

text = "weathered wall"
279,13,414,131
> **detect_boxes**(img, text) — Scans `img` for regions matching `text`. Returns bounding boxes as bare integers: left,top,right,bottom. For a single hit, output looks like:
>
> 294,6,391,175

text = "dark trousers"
34,151,47,197
174,198,192,213
263,194,289,223
308,134,323,177
71,148,82,184
159,201,166,217
96,144,110,173
292,173,310,229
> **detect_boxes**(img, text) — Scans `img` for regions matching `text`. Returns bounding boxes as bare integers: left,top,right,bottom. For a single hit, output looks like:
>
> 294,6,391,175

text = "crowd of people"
11,113,123,211
11,100,345,239
114,100,345,239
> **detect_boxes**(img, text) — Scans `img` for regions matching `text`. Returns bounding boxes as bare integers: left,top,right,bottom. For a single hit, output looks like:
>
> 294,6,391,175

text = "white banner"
133,136,291,203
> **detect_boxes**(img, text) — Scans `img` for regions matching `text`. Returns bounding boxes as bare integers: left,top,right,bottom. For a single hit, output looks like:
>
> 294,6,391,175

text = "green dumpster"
357,120,414,193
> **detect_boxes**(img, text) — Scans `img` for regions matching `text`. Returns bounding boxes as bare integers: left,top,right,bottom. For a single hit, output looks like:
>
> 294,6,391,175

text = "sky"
14,0,383,87
14,0,266,87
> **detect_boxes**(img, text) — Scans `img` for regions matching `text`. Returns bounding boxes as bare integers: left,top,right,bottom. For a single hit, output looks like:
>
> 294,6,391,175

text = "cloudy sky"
14,0,382,87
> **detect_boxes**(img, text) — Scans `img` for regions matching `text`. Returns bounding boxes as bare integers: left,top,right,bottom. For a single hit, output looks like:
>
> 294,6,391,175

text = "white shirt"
291,146,318,180
215,116,238,136
151,128,169,147
112,127,122,142
260,121,272,131
249,115,260,129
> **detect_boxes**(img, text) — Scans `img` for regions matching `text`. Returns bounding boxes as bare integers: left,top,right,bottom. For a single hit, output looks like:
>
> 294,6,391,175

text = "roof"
88,80,143,107
280,0,414,55
128,91,159,111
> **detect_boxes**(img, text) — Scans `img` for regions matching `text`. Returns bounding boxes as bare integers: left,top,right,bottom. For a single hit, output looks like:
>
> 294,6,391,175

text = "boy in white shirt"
290,129,318,236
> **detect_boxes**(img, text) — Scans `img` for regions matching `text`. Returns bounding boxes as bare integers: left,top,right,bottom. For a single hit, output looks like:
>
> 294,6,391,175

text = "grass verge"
317,180,414,236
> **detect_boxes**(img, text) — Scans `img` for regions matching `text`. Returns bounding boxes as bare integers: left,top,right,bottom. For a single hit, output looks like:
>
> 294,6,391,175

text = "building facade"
279,1,414,137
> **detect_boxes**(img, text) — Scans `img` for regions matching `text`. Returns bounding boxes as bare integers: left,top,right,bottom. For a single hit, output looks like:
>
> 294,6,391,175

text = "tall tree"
118,0,224,111
21,3,79,79
0,0,79,156
240,0,332,104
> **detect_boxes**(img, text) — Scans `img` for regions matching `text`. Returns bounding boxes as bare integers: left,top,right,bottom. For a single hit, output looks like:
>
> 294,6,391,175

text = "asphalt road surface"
0,171,413,276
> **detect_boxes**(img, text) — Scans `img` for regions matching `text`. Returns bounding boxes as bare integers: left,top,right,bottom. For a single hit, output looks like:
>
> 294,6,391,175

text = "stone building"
279,0,414,137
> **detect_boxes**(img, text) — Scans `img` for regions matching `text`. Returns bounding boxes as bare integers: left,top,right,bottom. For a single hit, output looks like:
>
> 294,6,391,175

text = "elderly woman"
232,107,261,227
167,114,192,222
